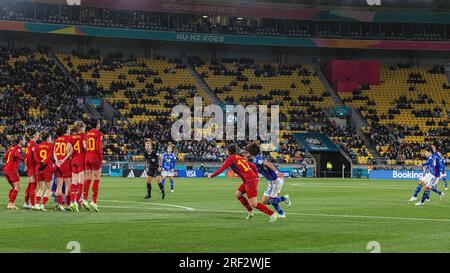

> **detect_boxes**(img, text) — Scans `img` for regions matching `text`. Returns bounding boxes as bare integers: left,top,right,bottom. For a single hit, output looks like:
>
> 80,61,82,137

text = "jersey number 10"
86,138,96,151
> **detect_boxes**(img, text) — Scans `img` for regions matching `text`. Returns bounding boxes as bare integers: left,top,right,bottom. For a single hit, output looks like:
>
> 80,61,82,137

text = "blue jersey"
253,155,277,181
422,155,438,177
432,152,442,177
438,153,446,173
162,153,176,171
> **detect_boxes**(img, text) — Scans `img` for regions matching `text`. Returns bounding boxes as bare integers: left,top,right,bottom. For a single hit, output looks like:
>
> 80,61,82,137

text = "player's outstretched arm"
208,157,232,179
264,160,283,178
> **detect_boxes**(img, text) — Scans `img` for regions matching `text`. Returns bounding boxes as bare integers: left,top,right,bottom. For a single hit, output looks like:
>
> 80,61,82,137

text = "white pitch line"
290,183,416,190
100,199,196,211
101,205,186,211
100,201,450,223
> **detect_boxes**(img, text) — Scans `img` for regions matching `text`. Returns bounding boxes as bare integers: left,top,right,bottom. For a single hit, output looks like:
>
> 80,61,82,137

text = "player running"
54,124,73,211
70,120,88,212
84,119,103,212
33,131,54,211
413,147,443,206
409,146,444,203
208,144,278,222
23,128,39,210
3,136,25,210
439,153,447,191
432,145,448,191
247,142,291,218
161,145,176,193
144,140,165,199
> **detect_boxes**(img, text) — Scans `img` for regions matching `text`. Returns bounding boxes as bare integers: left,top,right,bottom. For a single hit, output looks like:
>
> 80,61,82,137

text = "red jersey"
3,145,22,173
70,133,85,164
210,154,258,182
34,141,53,167
85,129,103,161
25,140,37,168
54,135,71,161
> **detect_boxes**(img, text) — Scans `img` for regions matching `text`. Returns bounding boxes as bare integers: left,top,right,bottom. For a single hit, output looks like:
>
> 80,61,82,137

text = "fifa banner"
294,132,340,152
368,170,450,180
122,169,204,178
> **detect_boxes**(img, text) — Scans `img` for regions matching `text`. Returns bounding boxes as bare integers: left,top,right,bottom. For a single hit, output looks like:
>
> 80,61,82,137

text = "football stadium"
0,0,449,257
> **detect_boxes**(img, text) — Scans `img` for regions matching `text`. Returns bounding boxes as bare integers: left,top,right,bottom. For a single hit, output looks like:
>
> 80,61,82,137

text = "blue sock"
413,184,422,198
161,178,165,186
170,179,174,190
421,190,430,203
444,178,448,188
272,196,286,203
432,187,442,195
269,198,284,215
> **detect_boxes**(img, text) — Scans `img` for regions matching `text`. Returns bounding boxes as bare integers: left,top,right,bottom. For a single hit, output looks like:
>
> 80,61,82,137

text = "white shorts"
161,170,174,177
264,178,284,198
421,173,437,188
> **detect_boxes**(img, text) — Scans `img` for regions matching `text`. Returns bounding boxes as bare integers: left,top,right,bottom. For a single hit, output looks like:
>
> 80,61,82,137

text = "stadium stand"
338,63,450,164
0,46,85,148
55,51,312,163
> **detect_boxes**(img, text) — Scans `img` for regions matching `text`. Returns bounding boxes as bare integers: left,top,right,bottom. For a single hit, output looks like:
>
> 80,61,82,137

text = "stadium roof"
247,0,450,10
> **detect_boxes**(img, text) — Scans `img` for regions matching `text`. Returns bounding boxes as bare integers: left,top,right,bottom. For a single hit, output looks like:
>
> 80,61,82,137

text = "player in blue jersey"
439,154,447,191
51,174,67,209
247,142,291,218
432,145,448,191
161,145,177,192
413,147,444,206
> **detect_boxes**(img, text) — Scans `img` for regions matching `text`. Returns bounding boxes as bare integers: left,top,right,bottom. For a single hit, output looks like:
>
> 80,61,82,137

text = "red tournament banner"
78,0,320,20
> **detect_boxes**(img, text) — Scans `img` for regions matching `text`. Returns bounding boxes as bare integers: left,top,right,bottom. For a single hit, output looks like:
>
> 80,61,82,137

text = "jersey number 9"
40,150,47,163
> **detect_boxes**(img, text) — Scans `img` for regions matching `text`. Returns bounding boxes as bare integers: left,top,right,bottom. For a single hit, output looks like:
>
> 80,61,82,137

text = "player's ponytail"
73,121,86,133
26,127,38,141
56,124,69,137
13,135,23,145
40,131,50,142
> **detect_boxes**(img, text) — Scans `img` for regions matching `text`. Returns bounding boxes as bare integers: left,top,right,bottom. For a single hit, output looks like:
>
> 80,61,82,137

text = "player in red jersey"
53,124,73,211
3,136,26,210
69,120,87,212
23,127,40,210
84,119,103,212
208,144,278,222
33,131,54,211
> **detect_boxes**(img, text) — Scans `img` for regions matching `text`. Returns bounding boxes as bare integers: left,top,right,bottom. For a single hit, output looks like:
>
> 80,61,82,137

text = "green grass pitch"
1,177,449,253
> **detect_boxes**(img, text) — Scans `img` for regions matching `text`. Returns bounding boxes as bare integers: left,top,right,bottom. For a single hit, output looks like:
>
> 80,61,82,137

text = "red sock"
24,183,31,204
70,184,77,203
84,180,91,200
92,180,100,204
237,196,253,212
57,195,63,205
36,196,41,205
65,194,70,206
29,183,37,206
8,189,13,201
256,203,274,216
76,183,83,203
9,189,18,203
42,197,49,205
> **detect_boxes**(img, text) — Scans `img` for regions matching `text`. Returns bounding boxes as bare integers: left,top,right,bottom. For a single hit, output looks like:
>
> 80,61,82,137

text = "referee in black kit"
144,139,165,199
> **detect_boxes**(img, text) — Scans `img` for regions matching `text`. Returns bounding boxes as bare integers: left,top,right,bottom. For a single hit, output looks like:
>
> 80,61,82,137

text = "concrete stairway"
185,63,222,106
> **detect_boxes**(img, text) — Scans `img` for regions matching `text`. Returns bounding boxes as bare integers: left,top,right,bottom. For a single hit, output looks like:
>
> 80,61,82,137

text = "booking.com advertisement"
369,170,450,180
